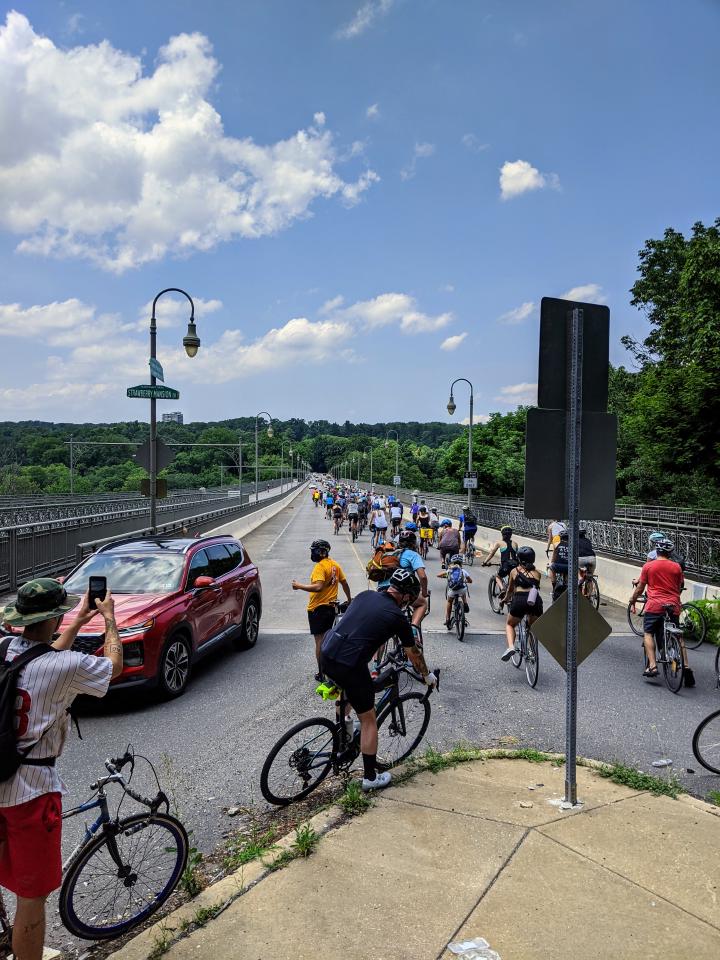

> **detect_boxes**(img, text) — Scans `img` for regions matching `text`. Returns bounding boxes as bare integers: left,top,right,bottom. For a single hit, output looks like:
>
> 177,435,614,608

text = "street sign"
141,478,167,498
393,475,401,485
134,437,175,472
149,358,164,382
538,298,610,411
127,384,179,400
532,588,612,669
463,470,478,490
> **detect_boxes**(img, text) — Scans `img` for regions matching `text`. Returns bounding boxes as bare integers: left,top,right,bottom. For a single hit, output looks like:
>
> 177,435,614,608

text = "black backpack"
464,510,477,525
0,637,57,783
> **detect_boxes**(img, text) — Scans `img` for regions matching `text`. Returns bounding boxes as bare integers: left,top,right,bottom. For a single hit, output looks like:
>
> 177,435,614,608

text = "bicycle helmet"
500,524,513,535
517,546,536,564
388,568,421,600
398,530,417,549
655,538,675,554
440,519,452,527
310,539,331,552
404,521,418,531
648,531,665,545
449,553,464,565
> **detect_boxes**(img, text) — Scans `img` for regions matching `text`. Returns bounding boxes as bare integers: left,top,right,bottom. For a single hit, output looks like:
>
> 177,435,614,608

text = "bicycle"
484,564,508,615
418,533,430,560
260,655,439,805
333,514,342,535
692,656,720,772
579,565,600,609
511,614,539,688
350,518,359,542
0,750,189,947
450,590,467,642
641,604,686,693
627,584,707,649
464,539,476,566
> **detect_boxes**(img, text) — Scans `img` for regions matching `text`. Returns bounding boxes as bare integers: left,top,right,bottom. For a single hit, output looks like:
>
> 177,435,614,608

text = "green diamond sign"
127,384,180,400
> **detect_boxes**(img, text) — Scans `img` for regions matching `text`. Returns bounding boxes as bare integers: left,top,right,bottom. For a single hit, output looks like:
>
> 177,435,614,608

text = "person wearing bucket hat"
0,579,123,960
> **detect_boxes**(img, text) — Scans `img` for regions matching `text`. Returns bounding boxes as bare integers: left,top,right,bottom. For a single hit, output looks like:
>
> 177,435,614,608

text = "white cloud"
499,159,560,200
440,333,467,351
494,382,537,406
0,13,379,273
366,103,380,120
337,0,394,39
319,295,345,315
441,284,455,293
497,301,536,325
460,414,491,425
400,142,435,181
1,299,135,347
561,283,606,304
137,295,223,330
461,134,489,154
331,292,451,334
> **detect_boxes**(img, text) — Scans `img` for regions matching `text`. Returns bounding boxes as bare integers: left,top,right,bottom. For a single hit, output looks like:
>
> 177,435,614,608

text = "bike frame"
61,792,114,871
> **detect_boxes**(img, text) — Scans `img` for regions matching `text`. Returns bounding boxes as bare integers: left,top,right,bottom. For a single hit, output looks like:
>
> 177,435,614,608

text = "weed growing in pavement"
339,780,373,816
550,757,566,767
293,824,319,857
180,844,204,897
223,827,277,871
707,790,720,807
266,848,296,873
597,761,683,798
190,903,224,928
147,922,175,960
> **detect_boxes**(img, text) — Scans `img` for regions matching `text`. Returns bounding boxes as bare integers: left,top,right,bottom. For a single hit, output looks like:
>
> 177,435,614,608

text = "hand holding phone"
88,576,107,610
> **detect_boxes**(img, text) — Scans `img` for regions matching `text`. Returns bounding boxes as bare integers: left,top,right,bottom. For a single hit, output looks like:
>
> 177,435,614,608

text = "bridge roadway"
56,496,719,914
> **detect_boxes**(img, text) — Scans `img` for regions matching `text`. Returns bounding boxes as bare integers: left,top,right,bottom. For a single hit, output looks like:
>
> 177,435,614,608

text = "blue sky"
1,0,718,425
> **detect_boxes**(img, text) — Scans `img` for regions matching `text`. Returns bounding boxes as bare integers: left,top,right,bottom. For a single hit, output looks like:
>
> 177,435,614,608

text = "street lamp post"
255,412,273,504
385,430,399,497
148,288,200,533
447,377,474,510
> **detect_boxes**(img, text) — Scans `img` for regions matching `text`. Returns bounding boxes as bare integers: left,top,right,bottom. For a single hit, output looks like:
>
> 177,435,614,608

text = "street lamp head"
384,440,388,448
447,395,456,416
183,321,201,358
266,425,274,438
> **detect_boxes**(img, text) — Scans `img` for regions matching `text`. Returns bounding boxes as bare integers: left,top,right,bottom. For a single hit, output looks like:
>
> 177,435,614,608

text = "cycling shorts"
446,585,468,599
643,612,678,642
498,561,518,578
419,528,433,539
579,556,596,575
463,526,477,540
509,592,543,619
319,657,374,714
0,792,62,898
308,605,336,636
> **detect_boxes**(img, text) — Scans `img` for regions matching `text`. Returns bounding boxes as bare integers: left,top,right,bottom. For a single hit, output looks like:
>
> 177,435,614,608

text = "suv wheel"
158,635,191,698
234,598,260,650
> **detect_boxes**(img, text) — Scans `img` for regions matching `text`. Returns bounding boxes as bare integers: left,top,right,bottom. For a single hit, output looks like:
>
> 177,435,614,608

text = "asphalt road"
57,495,720,909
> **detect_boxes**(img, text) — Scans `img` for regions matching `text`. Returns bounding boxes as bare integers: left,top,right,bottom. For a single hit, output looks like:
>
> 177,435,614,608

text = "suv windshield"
65,552,186,595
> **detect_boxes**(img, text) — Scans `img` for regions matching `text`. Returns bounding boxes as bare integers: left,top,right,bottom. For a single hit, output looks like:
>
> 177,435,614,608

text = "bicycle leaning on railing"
260,652,439,806
1,748,189,951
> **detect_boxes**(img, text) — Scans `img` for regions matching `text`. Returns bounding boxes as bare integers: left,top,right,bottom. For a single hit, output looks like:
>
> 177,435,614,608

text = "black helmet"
517,546,535,565
310,539,331,553
388,568,421,600
656,538,675,555
398,530,417,549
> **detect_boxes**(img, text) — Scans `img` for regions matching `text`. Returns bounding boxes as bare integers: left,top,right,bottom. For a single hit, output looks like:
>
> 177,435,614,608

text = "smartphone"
88,576,107,609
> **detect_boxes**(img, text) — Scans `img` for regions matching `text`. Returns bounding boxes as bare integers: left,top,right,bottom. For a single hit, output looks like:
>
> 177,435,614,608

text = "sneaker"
314,671,324,682
501,647,515,662
361,771,392,792
444,619,452,630
684,668,695,688
463,603,470,613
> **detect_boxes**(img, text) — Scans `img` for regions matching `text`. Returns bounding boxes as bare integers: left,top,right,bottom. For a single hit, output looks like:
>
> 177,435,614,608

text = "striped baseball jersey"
0,636,113,807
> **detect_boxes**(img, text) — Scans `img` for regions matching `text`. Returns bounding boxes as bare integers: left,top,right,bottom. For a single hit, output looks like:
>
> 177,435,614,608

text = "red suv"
59,535,262,698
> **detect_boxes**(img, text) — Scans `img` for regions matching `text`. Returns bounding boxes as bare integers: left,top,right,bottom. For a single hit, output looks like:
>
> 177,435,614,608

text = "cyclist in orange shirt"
292,539,351,680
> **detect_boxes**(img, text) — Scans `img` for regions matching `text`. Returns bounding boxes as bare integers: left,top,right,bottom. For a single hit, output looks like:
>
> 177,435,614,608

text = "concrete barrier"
207,483,309,540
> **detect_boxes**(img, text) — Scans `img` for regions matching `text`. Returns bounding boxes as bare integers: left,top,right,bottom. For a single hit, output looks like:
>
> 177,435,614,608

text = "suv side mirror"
193,576,214,589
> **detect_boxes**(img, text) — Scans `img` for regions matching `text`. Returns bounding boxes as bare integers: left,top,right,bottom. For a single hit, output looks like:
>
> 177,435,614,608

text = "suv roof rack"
96,532,234,554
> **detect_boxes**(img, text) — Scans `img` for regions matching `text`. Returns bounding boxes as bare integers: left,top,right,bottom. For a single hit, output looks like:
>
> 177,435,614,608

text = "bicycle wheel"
627,597,645,636
585,577,600,610
662,631,684,694
511,623,523,669
679,602,707,650
260,718,339,805
466,546,475,567
59,812,188,940
715,645,720,685
525,630,539,688
692,710,720,775
488,576,502,615
375,692,431,769
454,598,465,642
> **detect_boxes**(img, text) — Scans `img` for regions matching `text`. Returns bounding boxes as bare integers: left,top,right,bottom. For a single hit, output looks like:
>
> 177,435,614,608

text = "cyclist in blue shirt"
325,492,334,519
459,509,478,550
378,528,428,629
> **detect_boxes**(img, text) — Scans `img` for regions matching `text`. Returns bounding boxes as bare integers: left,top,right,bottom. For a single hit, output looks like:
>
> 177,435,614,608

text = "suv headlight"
118,619,154,638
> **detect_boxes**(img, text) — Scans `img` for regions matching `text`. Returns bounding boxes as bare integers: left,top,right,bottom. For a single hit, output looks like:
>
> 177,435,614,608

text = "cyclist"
548,530,569,599
438,519,461,567
347,498,360,536
292,539,352,681
437,554,472,629
371,505,388,547
416,503,433,553
546,519,567,557
459,506,478,556
357,496,368,530
312,488,320,507
319,569,436,792
390,500,403,536
0,580,122,960
429,508,440,544
325,491,334,519
647,531,686,569
331,500,343,533
482,525,519,602
378,528,428,628
628,538,694,686
501,546,543,662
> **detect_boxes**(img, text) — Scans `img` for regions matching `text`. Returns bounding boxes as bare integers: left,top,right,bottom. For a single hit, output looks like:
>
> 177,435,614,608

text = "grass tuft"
223,827,277,871
293,824,320,858
597,761,683,799
707,790,720,807
147,923,175,960
266,848,296,873
339,780,373,816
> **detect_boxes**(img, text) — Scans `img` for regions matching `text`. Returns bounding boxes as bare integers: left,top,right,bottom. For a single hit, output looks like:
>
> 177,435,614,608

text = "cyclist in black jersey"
482,525,518,603
501,546,542,662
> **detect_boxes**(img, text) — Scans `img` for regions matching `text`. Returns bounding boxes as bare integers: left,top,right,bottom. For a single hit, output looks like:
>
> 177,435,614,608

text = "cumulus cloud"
497,301,536,325
0,13,378,273
330,292,451,334
460,414,491,425
136,295,223,330
337,0,394,39
440,333,467,351
561,283,606,304
499,159,559,200
461,133,489,153
366,103,380,119
400,142,435,181
494,382,538,406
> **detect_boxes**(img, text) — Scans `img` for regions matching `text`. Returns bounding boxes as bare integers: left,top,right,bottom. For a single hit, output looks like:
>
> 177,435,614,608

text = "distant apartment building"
162,412,184,424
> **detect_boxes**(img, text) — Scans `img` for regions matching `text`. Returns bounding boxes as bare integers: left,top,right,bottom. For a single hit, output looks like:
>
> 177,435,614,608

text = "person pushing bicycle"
319,569,436,792
0,579,123,960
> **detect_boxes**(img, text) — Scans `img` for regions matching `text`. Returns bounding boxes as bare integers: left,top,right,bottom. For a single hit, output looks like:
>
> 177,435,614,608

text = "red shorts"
0,793,62,898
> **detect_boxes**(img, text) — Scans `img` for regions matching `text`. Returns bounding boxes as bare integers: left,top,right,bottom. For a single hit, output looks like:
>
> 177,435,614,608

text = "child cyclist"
437,554,472,629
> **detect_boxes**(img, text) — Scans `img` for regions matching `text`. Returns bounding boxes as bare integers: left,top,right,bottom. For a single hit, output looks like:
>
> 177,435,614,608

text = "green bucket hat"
2,578,81,627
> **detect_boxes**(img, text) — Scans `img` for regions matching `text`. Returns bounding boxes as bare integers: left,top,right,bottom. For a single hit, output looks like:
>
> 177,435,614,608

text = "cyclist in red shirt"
629,538,694,686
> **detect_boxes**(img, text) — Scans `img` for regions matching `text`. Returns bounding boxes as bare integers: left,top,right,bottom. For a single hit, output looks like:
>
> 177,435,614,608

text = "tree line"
1,218,718,510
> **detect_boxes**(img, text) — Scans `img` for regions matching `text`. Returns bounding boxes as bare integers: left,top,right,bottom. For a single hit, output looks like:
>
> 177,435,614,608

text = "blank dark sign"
538,298,610,412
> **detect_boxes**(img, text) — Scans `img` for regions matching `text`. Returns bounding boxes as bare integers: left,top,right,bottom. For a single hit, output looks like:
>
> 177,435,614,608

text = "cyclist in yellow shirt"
292,539,352,680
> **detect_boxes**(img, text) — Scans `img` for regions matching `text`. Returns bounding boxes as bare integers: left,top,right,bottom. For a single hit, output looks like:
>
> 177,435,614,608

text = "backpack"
463,510,477,526
448,567,464,590
366,544,403,582
0,637,57,783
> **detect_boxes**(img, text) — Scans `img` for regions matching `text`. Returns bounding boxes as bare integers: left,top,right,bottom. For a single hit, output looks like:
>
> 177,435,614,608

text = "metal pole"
395,441,399,498
370,447,373,488
69,436,74,495
565,307,583,805
280,443,284,494
255,419,259,504
238,437,243,504
468,388,474,511
150,314,157,533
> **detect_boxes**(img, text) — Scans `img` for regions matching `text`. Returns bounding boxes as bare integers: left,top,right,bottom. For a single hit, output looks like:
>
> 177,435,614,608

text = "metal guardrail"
0,483,301,592
371,484,720,582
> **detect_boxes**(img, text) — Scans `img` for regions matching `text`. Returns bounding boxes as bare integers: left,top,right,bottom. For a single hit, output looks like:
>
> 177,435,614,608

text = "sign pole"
149,315,157,534
467,388,473,511
565,307,583,804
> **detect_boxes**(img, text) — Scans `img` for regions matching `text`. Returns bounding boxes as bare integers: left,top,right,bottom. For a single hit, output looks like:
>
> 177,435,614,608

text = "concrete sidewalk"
112,756,720,960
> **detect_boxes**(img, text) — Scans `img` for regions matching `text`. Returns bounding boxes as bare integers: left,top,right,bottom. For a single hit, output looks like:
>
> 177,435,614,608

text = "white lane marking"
265,508,300,555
